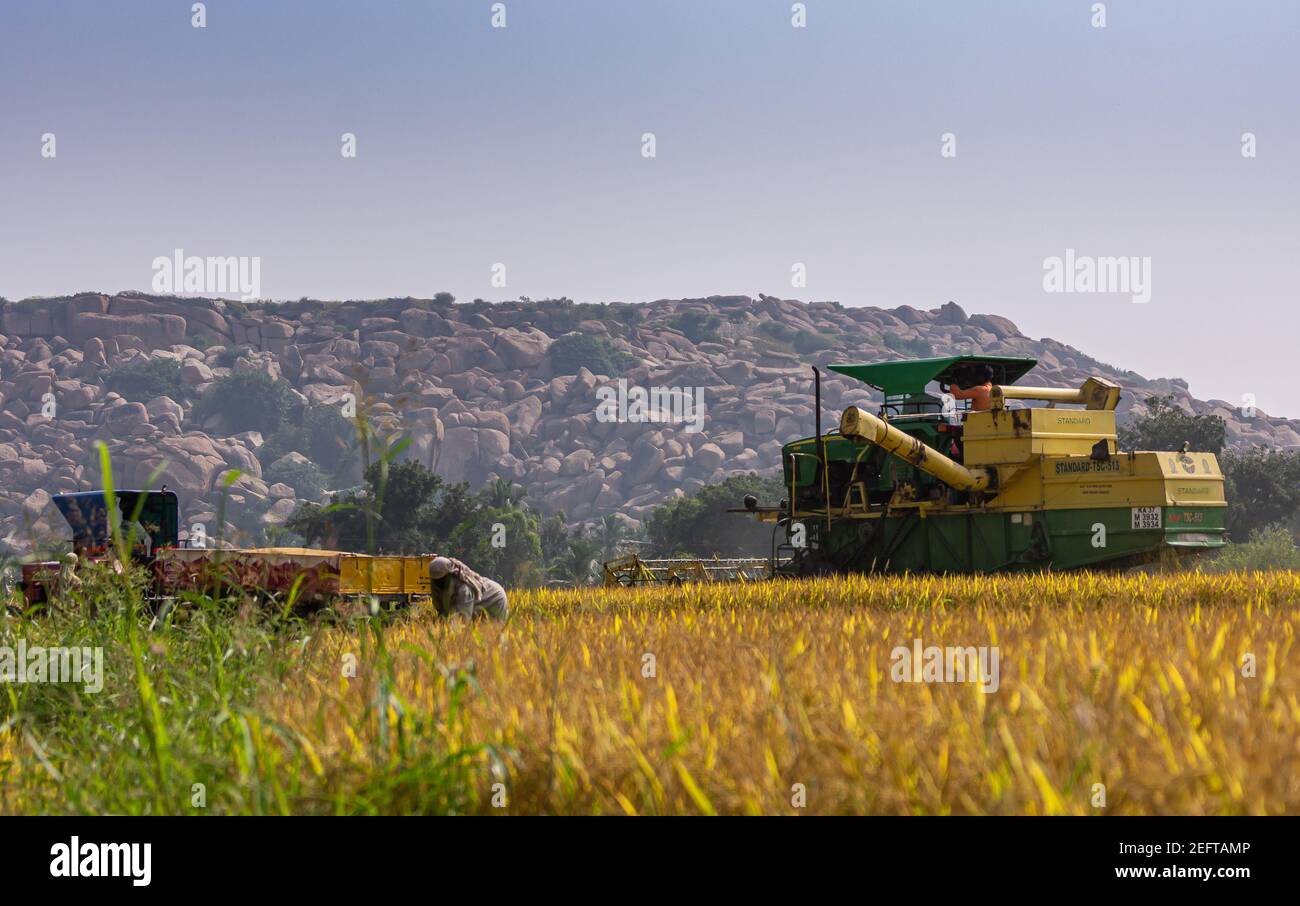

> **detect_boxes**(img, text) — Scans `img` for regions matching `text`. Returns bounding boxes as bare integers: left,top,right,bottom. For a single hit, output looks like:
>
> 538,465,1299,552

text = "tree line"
285,461,630,586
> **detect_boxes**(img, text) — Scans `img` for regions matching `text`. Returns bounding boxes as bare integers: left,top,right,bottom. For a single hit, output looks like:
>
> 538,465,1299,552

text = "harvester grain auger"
743,355,1226,576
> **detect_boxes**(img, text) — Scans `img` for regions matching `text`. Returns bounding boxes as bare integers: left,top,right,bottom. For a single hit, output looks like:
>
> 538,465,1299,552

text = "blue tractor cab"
52,489,180,557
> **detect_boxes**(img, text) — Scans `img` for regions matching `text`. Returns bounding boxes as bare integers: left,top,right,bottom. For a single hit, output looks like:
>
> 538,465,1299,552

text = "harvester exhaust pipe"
839,406,993,494
813,367,831,530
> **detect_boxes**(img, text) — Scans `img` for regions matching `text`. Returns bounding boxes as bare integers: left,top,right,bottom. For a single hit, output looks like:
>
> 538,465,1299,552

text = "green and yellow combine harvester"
736,355,1226,576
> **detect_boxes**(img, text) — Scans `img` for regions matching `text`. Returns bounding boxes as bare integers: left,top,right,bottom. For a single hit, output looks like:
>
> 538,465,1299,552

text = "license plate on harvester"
1131,507,1162,530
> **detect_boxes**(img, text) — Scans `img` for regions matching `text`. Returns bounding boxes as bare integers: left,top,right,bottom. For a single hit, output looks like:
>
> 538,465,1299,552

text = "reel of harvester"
601,554,773,587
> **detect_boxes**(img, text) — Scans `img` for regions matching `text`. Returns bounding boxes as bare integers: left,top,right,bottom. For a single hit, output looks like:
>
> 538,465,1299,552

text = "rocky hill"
1,292,1295,554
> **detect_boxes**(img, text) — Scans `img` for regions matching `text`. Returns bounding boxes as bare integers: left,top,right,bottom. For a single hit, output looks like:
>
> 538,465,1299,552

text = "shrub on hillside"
758,322,795,344
104,358,189,403
193,370,297,435
263,457,328,503
792,329,837,354
212,345,254,368
549,333,632,377
671,311,722,343
263,405,359,481
757,322,840,354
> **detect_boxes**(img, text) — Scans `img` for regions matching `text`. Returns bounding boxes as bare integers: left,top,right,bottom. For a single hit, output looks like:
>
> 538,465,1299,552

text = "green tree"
554,533,603,585
1221,447,1300,540
1118,395,1226,456
446,506,543,587
286,460,474,554
482,477,527,511
594,514,629,561
539,512,572,567
610,304,642,326
535,511,609,584
1120,396,1300,542
645,473,786,558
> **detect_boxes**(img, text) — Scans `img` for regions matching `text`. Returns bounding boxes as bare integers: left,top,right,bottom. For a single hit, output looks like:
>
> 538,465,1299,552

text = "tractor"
16,488,438,608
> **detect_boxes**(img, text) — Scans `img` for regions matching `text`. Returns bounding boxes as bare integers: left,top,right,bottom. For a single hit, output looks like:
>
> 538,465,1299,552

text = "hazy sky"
2,1,1297,415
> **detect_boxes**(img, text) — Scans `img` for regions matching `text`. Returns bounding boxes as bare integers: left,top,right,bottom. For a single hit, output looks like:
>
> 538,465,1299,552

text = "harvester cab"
754,355,1225,575
833,355,1037,419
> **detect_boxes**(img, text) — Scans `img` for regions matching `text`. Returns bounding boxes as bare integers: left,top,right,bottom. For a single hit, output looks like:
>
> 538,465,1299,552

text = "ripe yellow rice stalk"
262,570,1300,815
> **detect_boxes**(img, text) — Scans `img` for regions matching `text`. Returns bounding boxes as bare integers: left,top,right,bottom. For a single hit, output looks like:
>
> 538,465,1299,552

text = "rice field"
3,570,1299,815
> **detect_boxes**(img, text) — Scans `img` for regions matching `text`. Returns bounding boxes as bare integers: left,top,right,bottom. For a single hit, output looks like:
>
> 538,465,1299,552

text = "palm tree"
595,514,627,561
485,477,526,511
560,535,603,585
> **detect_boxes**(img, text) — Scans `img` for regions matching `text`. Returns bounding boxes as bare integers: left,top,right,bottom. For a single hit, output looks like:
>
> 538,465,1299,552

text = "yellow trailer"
155,547,436,604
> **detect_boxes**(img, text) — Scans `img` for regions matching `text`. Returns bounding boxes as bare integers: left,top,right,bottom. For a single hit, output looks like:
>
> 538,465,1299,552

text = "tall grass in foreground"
3,570,1299,815
0,576,485,815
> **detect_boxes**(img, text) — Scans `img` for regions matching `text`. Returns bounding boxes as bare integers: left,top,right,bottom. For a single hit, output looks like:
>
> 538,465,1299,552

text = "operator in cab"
944,364,995,412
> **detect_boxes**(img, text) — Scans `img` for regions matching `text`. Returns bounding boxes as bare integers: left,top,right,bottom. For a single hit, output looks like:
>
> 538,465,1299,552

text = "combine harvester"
740,355,1226,576
19,489,434,608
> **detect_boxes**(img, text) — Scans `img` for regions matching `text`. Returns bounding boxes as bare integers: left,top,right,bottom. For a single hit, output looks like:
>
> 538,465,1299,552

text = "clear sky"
2,1,1297,415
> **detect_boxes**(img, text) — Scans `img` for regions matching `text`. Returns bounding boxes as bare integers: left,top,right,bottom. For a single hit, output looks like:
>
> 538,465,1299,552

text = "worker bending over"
428,556,509,620
946,364,995,412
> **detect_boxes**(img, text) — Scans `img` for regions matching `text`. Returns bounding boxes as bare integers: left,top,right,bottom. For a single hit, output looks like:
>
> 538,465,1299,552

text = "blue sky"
2,1,1297,415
